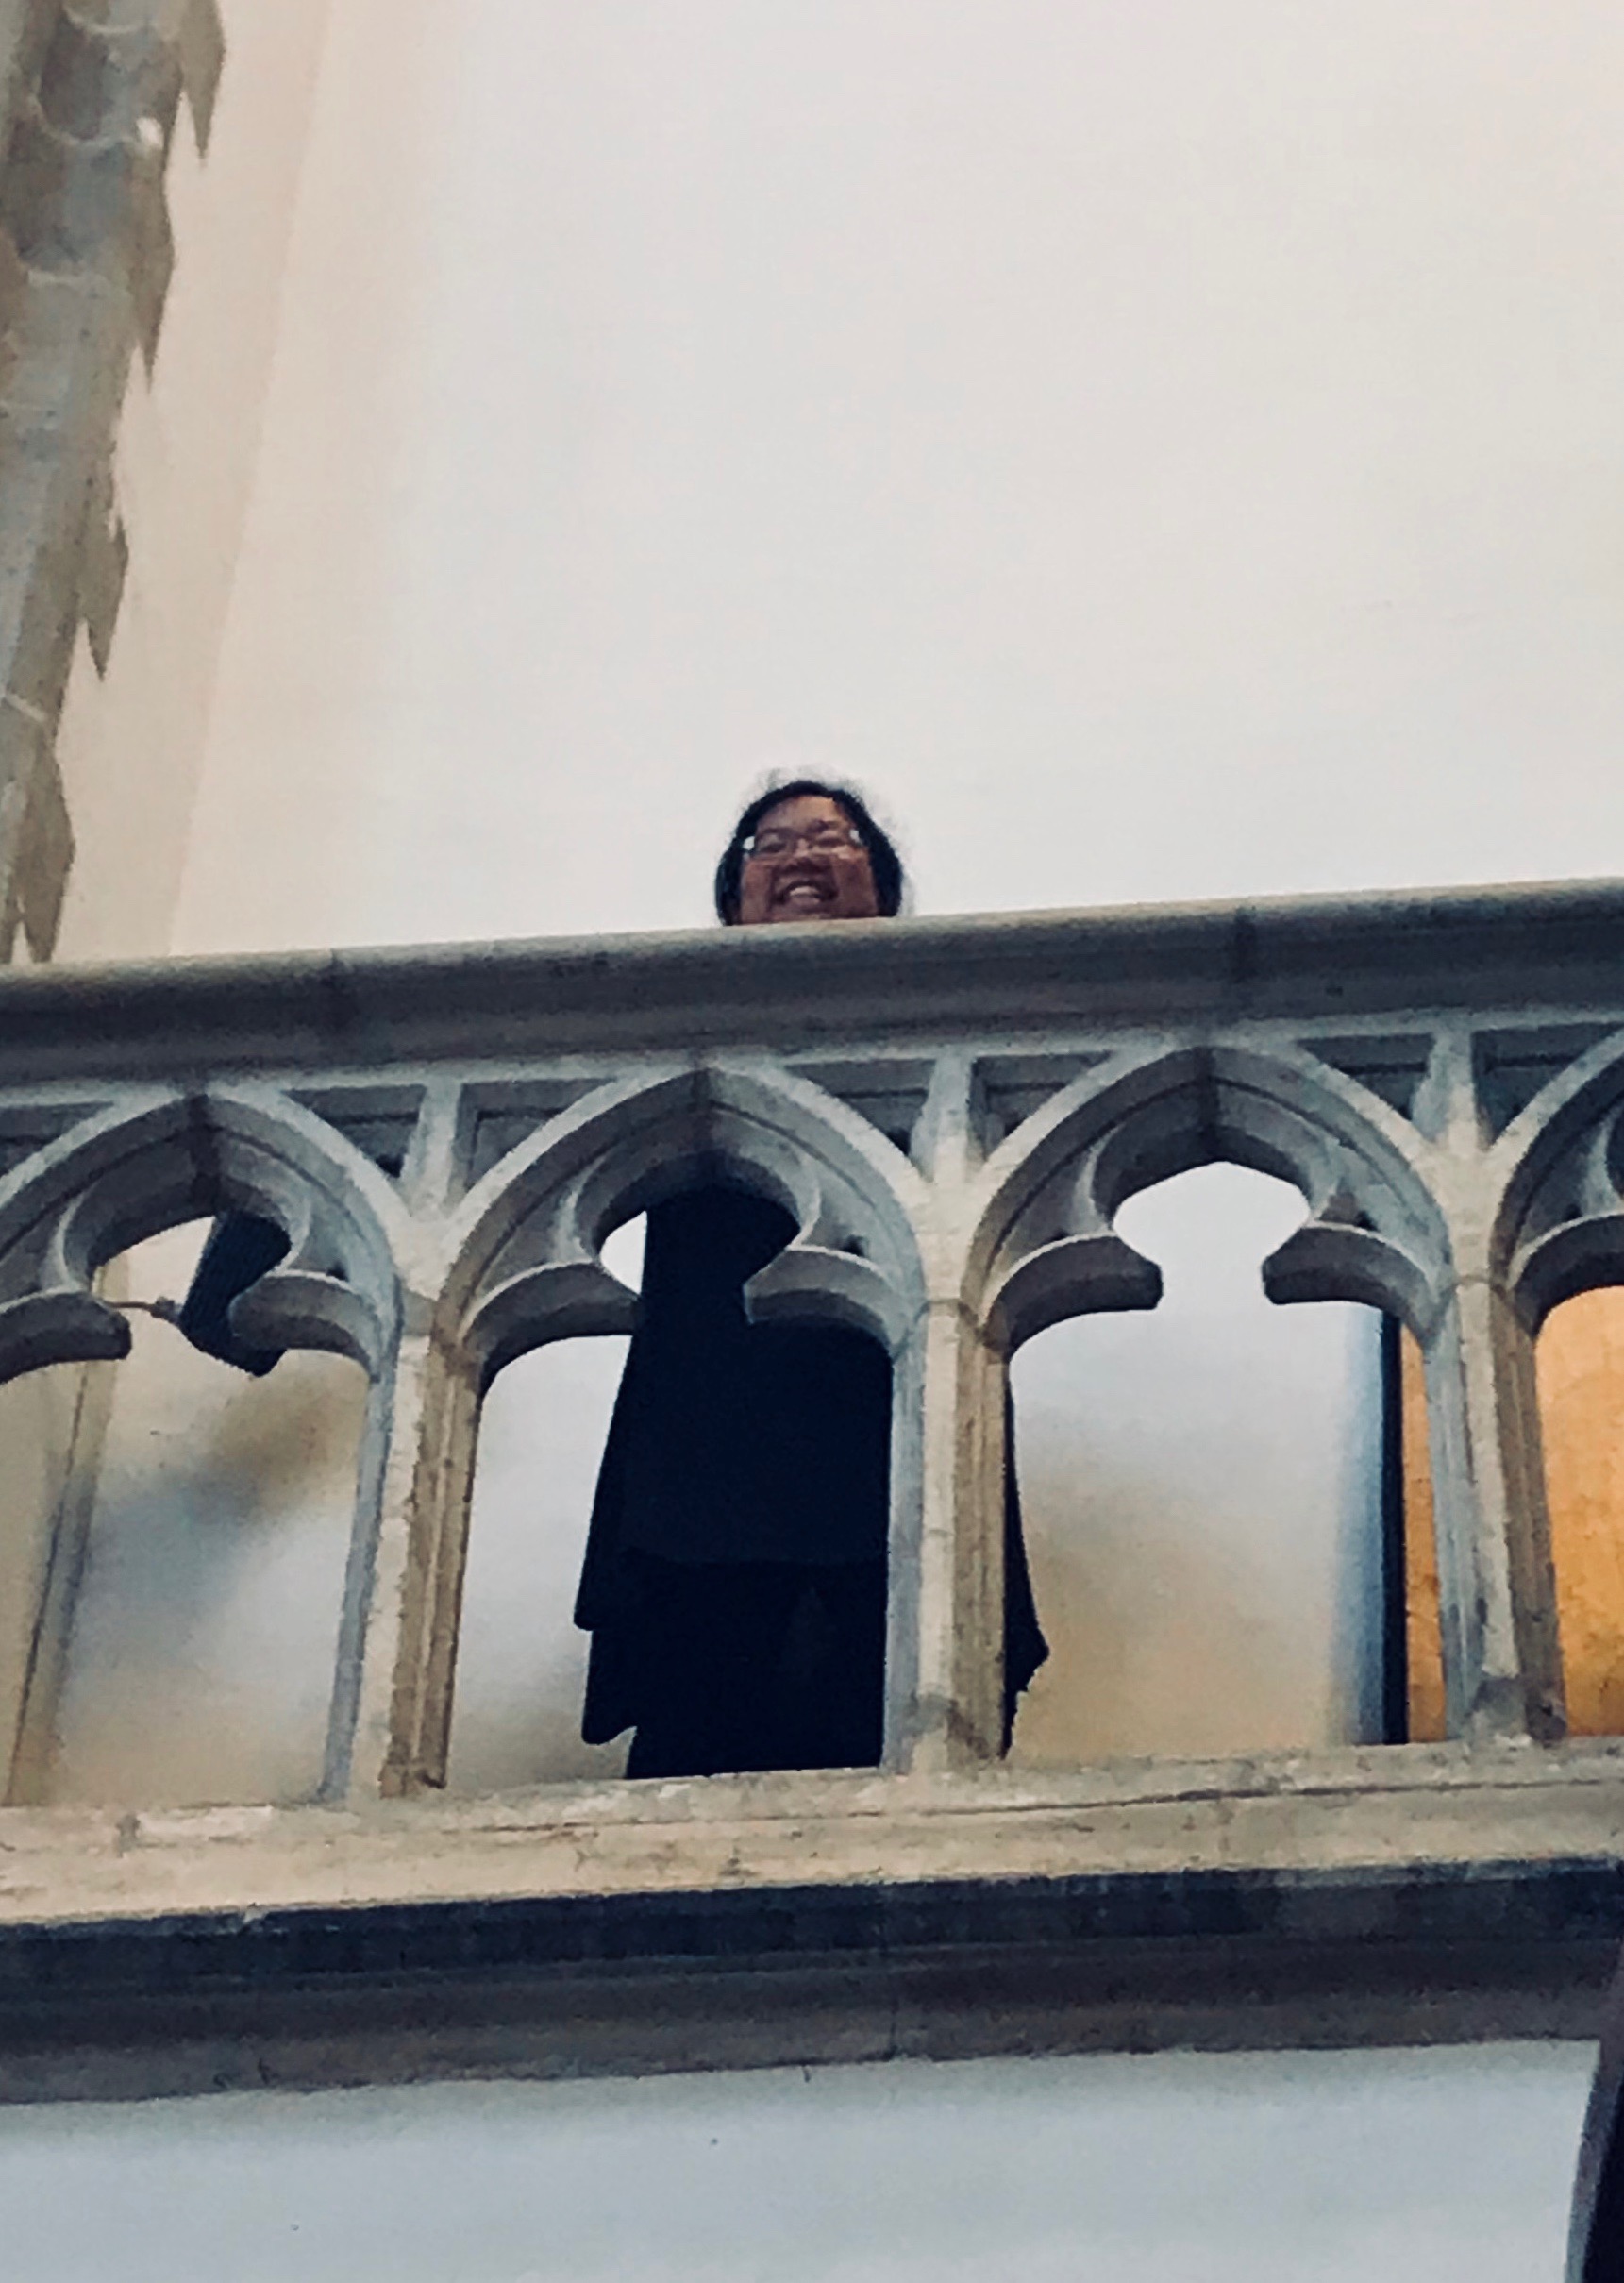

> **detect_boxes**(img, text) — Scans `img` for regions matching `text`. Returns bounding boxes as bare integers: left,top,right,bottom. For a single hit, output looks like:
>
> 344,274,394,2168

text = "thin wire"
118,1298,183,1326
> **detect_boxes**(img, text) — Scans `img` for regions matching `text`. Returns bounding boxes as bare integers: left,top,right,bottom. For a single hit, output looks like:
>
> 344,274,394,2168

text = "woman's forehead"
756,791,849,831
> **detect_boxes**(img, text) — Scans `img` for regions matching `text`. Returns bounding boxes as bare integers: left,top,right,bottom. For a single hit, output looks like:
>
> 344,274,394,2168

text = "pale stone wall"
52,0,334,965
174,0,1624,953
0,0,223,963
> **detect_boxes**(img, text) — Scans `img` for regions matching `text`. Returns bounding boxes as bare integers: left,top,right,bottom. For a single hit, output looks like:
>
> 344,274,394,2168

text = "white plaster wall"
174,0,1624,956
0,2045,1595,2282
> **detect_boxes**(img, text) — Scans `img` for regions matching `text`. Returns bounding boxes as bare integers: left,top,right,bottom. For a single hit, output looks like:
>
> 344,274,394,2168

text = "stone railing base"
1,1742,1619,2100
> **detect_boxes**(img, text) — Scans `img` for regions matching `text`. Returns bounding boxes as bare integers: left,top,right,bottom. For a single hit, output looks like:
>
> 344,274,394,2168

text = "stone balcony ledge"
5,1740,1624,1922
0,1745,1620,2100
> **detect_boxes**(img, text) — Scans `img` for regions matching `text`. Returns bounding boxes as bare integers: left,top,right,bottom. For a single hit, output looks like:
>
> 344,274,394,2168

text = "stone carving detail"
0,919,1619,1805
0,1084,401,1382
443,1061,929,1385
0,0,224,958
1490,1028,1624,1331
969,1041,1449,1354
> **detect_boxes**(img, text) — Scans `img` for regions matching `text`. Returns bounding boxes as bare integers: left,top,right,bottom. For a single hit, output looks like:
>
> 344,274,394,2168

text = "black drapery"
576,1185,1047,1774
175,1213,289,1376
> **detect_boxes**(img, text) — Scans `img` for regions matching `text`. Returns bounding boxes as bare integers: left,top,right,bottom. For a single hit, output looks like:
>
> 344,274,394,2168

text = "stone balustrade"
4,880,1624,2093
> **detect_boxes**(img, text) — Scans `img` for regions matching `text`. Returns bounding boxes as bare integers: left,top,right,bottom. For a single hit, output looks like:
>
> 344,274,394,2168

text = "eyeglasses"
741,823,865,863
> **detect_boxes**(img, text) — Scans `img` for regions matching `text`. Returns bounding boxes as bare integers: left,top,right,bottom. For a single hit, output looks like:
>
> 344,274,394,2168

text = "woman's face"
735,794,881,925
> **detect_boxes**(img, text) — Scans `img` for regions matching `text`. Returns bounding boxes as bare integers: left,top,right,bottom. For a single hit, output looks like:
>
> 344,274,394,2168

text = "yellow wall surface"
1538,1291,1624,1734
1404,1299,1624,1739
1400,1330,1447,1742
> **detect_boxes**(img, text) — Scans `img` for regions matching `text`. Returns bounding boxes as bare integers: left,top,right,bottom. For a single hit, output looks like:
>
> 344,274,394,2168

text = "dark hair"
713,778,905,924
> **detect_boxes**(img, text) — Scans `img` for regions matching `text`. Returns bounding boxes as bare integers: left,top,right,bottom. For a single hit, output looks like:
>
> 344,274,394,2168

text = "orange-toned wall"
1539,1292,1624,1733
1403,1299,1624,1739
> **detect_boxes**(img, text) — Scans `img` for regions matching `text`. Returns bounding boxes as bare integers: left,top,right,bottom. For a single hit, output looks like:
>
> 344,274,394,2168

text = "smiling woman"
713,781,905,926
739,800,876,924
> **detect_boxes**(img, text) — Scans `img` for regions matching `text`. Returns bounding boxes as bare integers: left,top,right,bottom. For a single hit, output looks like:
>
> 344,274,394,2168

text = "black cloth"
176,1213,289,1377
614,1554,888,1778
577,1185,1047,1772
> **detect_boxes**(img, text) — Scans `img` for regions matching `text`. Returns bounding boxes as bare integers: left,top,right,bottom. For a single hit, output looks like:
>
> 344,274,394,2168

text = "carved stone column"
1419,1264,1564,1741
326,1319,480,1801
894,1295,1007,1771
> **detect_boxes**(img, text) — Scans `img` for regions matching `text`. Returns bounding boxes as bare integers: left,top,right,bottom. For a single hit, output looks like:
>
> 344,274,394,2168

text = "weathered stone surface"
3,1739,1624,1922
17,874,1624,1073
0,0,223,958
10,886,1624,1765
0,1755,1620,2098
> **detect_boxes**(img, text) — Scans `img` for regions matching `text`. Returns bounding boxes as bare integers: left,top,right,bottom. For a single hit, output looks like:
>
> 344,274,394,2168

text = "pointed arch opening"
0,1088,407,1809
443,1070,923,1790
18,1217,371,1809
1006,1163,1389,1765
965,1042,1448,1763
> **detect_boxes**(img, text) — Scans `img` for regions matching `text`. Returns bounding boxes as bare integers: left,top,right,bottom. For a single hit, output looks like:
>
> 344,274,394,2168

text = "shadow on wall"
42,1221,367,1809
1009,1163,1385,1765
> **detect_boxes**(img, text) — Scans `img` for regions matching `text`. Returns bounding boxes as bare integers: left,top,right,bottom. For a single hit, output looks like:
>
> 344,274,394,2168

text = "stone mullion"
1420,1264,1565,1742
1486,1284,1566,1738
325,1077,485,1798
896,1294,1006,1772
324,1322,480,1802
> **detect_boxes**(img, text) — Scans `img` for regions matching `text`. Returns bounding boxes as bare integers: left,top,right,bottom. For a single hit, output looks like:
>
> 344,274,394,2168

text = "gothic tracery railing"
5,881,1624,1810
